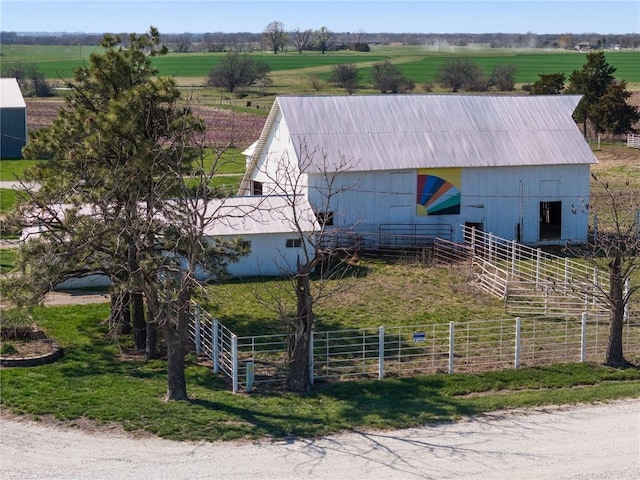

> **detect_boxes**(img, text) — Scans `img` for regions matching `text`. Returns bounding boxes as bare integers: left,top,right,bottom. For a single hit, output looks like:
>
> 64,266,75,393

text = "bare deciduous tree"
566,174,640,367
291,28,313,54
328,63,360,94
371,61,415,93
254,141,360,392
263,21,287,54
314,26,333,54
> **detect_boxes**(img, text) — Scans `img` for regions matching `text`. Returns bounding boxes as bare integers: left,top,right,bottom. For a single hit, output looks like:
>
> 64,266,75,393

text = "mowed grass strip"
0,302,638,441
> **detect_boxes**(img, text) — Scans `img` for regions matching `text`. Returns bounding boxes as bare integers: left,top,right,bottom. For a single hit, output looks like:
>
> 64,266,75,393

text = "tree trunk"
286,269,313,392
161,301,188,401
121,291,131,334
605,255,626,367
132,293,146,350
145,304,158,360
109,290,130,334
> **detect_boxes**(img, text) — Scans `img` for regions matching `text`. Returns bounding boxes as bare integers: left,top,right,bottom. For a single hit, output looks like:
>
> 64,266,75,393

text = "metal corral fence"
628,133,640,149
189,307,640,393
452,226,612,316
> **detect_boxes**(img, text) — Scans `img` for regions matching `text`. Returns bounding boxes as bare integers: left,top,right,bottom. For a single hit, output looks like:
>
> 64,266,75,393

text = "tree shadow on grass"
187,375,478,440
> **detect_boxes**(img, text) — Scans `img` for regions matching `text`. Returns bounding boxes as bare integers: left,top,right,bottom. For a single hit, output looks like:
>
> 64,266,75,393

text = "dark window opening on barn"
286,238,302,248
316,211,334,226
464,222,484,243
252,181,263,195
539,201,562,240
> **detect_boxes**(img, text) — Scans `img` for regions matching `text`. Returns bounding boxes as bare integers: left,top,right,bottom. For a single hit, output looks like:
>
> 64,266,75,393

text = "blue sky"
1,1,638,35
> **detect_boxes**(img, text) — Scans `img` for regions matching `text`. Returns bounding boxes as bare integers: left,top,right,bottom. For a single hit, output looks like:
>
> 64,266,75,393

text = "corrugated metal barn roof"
274,94,598,172
0,78,26,109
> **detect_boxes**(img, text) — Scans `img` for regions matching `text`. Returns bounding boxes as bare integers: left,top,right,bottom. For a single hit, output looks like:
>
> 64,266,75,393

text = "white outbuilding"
20,195,319,288
198,194,318,278
0,78,27,159
239,94,597,247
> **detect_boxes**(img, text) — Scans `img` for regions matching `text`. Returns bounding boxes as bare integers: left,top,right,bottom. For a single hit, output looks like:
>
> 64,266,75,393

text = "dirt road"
1,399,638,480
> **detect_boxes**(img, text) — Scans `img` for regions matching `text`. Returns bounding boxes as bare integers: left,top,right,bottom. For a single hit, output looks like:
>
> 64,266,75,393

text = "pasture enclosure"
191,306,640,393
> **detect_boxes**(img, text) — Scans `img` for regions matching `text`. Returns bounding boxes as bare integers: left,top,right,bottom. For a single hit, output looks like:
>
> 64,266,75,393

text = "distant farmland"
1,44,638,88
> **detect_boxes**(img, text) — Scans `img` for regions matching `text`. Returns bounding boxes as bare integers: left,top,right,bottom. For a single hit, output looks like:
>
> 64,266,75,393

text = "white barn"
239,94,597,247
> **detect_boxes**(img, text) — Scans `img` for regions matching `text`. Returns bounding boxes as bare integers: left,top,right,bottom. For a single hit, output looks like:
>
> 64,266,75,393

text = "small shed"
0,78,27,159
239,94,598,247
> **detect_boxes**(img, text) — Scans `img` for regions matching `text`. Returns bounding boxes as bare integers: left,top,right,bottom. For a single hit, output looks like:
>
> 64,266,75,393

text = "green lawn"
0,188,21,215
0,159,43,181
0,248,18,273
1,291,638,442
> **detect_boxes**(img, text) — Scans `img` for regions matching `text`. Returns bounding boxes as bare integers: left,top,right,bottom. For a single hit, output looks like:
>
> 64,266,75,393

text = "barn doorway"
464,222,483,243
539,201,562,240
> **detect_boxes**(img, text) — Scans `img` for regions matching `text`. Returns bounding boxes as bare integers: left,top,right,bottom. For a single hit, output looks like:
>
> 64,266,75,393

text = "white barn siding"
249,113,304,195
309,170,421,230
307,164,590,245
223,232,309,278
462,164,590,244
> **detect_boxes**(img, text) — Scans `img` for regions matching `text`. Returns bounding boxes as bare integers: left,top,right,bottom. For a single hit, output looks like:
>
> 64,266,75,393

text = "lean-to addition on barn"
239,94,597,247
21,195,318,286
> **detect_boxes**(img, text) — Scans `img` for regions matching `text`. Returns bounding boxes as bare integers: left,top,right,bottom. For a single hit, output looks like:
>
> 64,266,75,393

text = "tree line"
2,29,640,51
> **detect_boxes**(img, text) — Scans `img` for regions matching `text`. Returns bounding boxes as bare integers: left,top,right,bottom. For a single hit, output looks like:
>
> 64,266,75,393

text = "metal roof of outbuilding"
0,78,26,109
273,94,598,172
201,195,318,236
21,196,318,242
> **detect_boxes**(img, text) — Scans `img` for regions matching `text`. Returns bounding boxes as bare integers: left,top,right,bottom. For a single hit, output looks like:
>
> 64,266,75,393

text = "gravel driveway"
1,399,638,479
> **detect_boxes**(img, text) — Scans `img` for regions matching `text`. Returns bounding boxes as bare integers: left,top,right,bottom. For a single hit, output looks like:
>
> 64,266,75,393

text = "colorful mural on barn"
416,168,461,216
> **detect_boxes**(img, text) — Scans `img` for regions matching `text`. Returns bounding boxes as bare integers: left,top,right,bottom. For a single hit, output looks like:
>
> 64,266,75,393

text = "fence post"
212,319,219,374
194,304,201,355
503,280,509,307
536,248,541,288
470,226,476,249
378,326,385,380
592,267,598,306
488,233,494,263
544,285,549,315
448,322,455,374
309,331,314,386
246,361,254,393
515,317,521,368
564,257,570,287
511,239,516,277
581,312,588,362
232,334,238,394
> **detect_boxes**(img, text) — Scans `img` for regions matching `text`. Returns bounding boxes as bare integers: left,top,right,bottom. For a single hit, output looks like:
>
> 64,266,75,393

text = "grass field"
0,281,638,441
2,44,638,88
0,159,45,181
